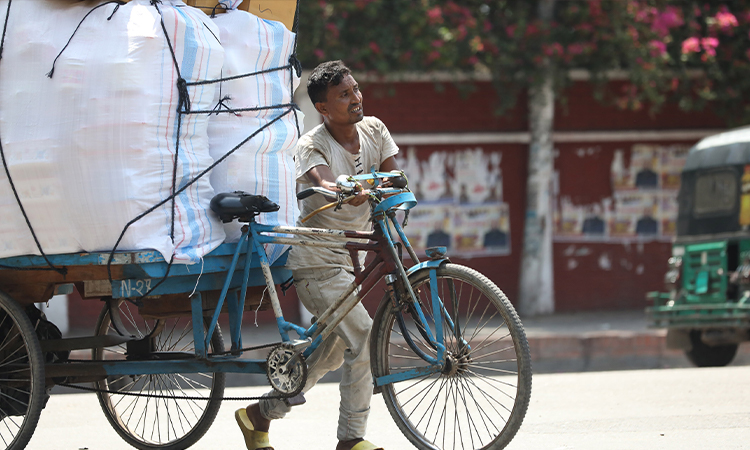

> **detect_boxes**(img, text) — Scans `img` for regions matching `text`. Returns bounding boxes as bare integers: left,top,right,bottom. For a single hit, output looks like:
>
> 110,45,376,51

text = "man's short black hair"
307,60,352,105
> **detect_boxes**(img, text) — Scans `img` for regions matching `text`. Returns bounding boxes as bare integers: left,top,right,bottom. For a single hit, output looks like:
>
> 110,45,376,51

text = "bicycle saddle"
210,191,279,223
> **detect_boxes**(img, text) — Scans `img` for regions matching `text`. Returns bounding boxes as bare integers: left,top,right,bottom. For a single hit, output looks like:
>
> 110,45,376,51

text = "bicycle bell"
335,175,358,194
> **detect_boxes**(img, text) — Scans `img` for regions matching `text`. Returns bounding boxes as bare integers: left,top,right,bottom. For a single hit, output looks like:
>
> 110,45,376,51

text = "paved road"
28,366,750,449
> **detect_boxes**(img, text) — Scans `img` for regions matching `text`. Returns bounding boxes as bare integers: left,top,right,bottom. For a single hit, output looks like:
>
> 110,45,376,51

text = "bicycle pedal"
285,393,306,406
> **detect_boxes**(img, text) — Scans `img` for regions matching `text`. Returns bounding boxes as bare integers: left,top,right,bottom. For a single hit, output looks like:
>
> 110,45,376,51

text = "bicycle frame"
191,188,456,386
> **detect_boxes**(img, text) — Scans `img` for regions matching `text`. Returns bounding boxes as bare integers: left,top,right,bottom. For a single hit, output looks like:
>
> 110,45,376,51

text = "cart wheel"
93,299,225,450
685,330,738,367
0,291,45,450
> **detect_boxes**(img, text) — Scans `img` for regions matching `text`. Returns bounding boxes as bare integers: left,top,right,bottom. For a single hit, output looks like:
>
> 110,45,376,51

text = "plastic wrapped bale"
207,4,303,263
0,0,226,263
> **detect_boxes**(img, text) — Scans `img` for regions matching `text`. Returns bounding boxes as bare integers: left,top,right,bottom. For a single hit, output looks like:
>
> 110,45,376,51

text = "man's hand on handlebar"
348,188,370,206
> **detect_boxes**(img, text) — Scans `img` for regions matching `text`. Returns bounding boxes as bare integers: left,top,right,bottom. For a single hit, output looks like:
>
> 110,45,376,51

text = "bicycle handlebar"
297,187,338,201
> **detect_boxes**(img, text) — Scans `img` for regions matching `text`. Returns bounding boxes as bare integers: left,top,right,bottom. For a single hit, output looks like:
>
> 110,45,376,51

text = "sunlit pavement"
29,365,750,449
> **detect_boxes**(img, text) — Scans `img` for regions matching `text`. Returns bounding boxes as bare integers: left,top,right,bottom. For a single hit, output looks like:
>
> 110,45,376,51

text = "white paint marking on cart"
120,279,152,297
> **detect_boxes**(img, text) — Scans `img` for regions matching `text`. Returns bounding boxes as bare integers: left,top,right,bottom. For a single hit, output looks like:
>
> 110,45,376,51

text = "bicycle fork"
372,217,468,388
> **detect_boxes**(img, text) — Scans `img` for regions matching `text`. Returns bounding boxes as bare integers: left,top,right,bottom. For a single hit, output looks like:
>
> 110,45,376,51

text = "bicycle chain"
57,382,289,402
56,341,291,401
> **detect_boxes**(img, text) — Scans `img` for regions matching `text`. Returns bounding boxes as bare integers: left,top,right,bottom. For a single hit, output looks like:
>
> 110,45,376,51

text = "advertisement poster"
396,147,511,257
554,144,689,242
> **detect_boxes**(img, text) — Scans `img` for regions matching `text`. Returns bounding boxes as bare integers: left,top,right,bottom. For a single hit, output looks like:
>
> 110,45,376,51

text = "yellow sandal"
235,408,273,450
351,440,384,450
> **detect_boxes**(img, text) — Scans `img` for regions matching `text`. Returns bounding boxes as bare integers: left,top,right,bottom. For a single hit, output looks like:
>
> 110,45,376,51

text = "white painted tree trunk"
519,77,555,316
519,0,556,316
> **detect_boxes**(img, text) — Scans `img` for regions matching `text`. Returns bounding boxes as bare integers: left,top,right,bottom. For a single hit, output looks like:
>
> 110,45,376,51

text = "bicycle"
0,170,531,450
210,169,533,450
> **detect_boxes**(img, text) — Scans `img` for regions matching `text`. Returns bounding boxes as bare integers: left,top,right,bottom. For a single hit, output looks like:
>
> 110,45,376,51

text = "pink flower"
567,43,585,56
325,23,339,39
314,48,325,59
652,6,684,37
427,50,442,63
456,24,468,41
505,25,517,37
589,0,602,17
746,49,750,60
715,11,738,32
542,42,564,57
467,56,479,65
369,41,381,55
701,37,719,57
681,36,701,54
431,40,444,48
427,7,443,25
648,40,667,57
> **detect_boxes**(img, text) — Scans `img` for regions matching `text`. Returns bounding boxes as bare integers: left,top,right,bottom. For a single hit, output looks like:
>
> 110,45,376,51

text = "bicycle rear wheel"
372,264,531,450
93,299,225,450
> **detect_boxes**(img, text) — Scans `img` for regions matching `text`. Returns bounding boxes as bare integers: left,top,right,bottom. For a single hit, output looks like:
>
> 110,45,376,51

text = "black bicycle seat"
210,191,280,223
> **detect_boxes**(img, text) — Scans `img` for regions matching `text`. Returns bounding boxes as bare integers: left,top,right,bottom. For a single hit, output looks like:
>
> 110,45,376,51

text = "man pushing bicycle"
235,60,400,450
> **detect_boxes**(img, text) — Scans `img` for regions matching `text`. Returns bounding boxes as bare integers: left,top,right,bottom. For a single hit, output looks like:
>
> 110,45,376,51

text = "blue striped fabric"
208,8,302,264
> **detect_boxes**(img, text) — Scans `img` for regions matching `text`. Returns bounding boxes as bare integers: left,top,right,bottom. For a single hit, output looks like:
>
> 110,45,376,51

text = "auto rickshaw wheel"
685,330,738,367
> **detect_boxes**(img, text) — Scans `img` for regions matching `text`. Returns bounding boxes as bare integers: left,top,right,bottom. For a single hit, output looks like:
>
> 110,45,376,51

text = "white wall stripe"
392,129,725,146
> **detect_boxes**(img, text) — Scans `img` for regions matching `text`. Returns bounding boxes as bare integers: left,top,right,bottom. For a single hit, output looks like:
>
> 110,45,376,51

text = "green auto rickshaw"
647,126,750,367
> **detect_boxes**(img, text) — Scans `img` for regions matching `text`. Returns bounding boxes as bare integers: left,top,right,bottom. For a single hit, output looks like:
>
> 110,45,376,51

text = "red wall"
555,81,726,131
361,79,727,311
361,81,527,133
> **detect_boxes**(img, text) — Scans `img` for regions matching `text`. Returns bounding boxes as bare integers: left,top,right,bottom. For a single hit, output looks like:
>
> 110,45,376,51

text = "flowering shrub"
297,1,750,123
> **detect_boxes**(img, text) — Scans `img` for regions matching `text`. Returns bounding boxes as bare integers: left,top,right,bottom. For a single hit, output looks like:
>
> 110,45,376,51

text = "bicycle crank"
266,343,308,397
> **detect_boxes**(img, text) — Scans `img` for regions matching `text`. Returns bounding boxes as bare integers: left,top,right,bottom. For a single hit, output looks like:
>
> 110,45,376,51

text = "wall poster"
554,143,690,242
395,146,511,257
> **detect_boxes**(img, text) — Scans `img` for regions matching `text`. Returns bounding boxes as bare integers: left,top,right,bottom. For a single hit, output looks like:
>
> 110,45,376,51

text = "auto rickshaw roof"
684,126,750,171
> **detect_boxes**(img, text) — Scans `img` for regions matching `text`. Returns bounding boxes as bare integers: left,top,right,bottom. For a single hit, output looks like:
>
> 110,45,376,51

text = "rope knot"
177,77,191,113
289,54,302,78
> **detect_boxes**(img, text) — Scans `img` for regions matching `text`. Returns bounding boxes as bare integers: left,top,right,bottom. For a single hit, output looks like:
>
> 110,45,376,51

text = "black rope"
0,0,66,276
0,0,303,286
58,382,288,402
187,102,296,115
290,0,302,137
106,107,296,298
210,2,228,19
210,95,241,116
0,0,11,61
46,1,125,78
0,264,60,272
186,63,293,87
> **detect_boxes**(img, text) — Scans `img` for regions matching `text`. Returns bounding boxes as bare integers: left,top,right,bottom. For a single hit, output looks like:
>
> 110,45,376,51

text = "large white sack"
208,6,303,263
0,0,225,264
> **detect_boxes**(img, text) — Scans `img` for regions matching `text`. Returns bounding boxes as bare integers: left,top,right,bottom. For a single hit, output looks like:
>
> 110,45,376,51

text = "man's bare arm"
304,156,401,207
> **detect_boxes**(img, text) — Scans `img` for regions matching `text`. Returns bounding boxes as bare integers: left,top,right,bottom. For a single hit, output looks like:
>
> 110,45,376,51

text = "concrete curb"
528,329,750,372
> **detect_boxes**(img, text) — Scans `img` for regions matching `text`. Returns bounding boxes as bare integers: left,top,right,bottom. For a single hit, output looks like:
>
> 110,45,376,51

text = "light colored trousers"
259,267,374,441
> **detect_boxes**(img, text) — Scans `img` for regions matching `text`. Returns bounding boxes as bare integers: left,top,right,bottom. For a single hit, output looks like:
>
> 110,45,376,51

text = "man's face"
319,74,364,125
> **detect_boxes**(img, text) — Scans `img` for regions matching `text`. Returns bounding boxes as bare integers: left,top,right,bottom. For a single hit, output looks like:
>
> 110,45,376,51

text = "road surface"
28,365,750,449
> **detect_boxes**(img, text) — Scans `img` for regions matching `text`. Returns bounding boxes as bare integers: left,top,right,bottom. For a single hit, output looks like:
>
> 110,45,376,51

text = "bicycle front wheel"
372,264,531,450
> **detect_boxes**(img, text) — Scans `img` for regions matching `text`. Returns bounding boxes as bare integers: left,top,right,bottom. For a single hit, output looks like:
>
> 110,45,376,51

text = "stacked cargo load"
207,2,302,262
0,0,301,268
